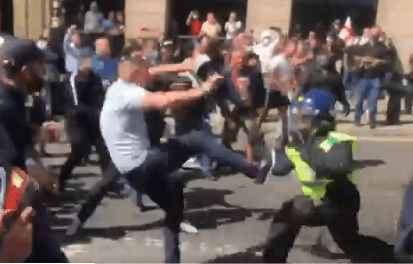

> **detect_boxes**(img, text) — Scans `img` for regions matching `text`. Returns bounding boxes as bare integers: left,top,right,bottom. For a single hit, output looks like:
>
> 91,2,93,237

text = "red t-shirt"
191,20,202,36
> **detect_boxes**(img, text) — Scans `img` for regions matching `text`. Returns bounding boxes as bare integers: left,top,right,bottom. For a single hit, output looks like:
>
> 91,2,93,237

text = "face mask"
261,38,273,47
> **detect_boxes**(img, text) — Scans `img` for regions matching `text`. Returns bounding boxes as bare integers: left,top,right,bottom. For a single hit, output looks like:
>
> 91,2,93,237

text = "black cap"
118,44,151,67
161,40,174,47
2,39,53,68
119,44,142,62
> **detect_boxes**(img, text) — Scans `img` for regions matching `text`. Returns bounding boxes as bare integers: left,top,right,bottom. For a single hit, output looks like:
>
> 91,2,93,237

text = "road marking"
356,136,413,142
62,244,88,257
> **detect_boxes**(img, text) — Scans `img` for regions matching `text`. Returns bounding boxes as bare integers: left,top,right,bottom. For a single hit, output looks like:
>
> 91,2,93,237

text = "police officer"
59,56,110,192
263,98,362,263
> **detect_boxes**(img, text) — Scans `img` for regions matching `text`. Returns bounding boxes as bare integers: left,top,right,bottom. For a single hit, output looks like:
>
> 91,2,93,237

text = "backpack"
301,136,354,178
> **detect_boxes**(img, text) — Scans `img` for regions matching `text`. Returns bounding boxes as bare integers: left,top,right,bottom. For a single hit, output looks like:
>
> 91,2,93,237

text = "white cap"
260,30,272,41
345,17,352,27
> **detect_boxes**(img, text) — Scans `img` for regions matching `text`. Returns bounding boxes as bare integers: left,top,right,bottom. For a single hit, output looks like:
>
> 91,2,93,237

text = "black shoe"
58,177,66,193
355,119,362,127
255,160,271,185
342,103,350,117
369,121,376,129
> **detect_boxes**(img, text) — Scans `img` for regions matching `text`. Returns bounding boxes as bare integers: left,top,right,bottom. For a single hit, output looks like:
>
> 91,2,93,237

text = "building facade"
3,0,413,70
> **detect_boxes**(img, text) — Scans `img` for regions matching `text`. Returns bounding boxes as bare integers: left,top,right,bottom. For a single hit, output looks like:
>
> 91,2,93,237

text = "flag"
339,17,355,46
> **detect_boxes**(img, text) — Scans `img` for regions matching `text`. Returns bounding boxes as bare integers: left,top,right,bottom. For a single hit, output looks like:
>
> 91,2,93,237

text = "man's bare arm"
140,74,223,110
149,63,194,76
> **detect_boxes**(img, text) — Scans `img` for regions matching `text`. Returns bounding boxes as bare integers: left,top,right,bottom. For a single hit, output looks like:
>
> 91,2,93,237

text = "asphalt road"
39,138,412,263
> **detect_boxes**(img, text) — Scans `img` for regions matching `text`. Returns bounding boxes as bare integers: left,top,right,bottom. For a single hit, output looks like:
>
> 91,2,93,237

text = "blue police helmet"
288,98,319,136
302,89,335,116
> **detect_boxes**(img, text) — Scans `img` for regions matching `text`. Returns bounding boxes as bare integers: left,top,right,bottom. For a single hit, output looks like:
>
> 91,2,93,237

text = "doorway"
63,0,125,27
0,0,14,35
290,0,378,38
170,0,248,36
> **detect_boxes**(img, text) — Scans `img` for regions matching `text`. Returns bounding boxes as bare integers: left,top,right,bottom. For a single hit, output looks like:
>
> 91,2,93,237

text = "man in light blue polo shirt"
63,26,94,75
90,36,118,90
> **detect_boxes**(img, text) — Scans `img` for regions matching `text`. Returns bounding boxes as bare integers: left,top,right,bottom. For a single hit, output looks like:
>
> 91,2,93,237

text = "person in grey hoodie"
63,26,94,75
84,2,104,34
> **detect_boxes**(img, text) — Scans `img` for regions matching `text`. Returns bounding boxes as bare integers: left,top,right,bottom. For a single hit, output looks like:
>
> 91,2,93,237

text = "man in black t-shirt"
0,39,68,262
351,26,391,129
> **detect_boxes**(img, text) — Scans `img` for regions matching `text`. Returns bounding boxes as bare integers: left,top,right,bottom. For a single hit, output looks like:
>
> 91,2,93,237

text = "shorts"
263,108,288,150
265,90,291,109
239,113,260,142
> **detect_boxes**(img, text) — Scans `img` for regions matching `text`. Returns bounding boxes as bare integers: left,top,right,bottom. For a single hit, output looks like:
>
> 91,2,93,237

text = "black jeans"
386,92,402,124
77,129,258,224
60,112,110,185
263,179,361,263
77,163,121,223
78,130,258,263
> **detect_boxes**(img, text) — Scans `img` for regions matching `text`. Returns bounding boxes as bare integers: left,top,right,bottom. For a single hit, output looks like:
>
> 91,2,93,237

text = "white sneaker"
181,157,201,169
180,222,198,234
66,217,83,236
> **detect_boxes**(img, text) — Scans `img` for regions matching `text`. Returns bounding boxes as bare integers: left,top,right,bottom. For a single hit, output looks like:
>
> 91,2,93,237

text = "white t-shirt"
267,54,295,93
269,55,294,81
224,21,242,40
100,81,150,174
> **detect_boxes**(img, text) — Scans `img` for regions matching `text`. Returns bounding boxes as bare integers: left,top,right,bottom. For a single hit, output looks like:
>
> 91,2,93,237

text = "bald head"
96,37,111,56
118,49,150,85
370,26,382,41
207,13,216,24
233,33,253,52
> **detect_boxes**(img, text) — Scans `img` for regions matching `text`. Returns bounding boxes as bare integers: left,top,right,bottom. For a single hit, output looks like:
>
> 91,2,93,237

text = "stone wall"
124,0,169,40
376,0,413,72
13,0,51,39
246,0,293,38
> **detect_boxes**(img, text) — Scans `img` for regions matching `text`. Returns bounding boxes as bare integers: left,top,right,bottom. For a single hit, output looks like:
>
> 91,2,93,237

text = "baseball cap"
260,30,272,41
119,44,151,67
2,39,53,68
333,19,341,25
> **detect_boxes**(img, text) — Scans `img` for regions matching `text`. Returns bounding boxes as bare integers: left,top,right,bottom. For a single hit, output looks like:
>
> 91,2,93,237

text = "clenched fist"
0,207,34,263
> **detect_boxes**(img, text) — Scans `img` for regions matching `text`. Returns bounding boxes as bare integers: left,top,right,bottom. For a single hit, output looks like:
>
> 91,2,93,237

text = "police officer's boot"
369,114,376,129
263,248,287,263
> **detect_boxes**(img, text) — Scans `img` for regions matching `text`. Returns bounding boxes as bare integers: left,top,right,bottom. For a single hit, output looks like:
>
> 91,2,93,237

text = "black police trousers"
263,179,361,263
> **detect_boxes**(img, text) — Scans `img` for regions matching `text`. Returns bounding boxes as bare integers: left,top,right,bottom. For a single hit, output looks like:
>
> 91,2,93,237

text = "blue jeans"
355,78,381,120
343,70,358,102
199,118,214,178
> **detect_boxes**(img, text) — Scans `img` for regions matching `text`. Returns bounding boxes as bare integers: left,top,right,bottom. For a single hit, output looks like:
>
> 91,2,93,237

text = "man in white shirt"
98,46,270,263
259,39,297,162
224,12,242,41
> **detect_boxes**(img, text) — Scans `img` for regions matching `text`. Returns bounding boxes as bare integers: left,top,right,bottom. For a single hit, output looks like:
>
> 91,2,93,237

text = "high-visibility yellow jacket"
286,131,358,202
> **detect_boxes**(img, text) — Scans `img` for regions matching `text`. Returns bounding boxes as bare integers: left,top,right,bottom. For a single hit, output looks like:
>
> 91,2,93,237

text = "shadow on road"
204,245,264,263
56,218,165,246
184,187,275,229
354,159,386,170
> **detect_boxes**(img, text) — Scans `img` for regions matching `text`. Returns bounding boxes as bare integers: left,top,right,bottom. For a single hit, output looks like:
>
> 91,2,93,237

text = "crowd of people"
3,3,413,263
